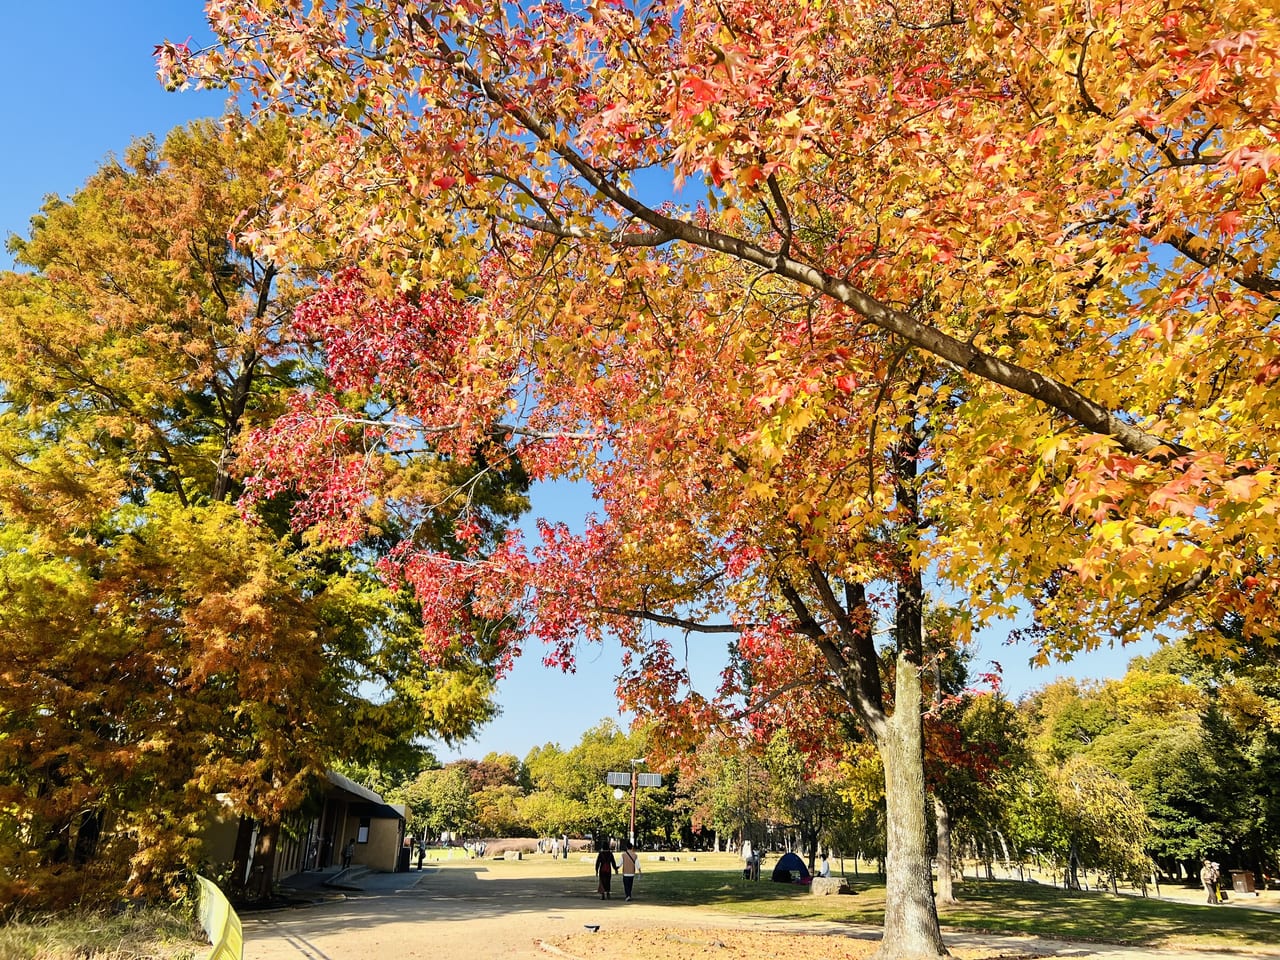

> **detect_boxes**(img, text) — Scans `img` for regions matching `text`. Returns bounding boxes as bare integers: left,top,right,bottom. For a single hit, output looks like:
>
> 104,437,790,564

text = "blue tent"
770,851,812,883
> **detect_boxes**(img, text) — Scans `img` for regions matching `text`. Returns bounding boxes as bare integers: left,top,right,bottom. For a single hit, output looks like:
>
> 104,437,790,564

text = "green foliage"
388,720,687,845
1052,757,1156,886
1014,649,1280,878
522,721,672,844
676,734,771,848
516,790,588,839
762,732,850,865
398,765,475,839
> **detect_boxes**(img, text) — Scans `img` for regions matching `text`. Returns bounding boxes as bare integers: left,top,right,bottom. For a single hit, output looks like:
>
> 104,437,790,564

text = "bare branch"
596,605,748,633
885,0,964,30
496,210,674,247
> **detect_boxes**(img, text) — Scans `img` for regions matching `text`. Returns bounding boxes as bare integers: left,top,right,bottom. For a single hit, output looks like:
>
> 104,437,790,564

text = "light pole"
629,758,644,847
607,762,661,848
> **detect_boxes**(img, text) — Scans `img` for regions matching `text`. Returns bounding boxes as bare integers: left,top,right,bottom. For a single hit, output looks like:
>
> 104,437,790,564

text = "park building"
204,771,409,886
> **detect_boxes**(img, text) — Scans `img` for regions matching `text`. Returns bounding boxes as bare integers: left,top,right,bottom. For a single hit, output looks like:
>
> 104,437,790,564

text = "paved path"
244,862,1279,960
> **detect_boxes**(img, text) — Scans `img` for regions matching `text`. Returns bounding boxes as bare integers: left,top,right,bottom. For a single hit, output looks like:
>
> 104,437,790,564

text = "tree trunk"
72,809,103,865
934,795,956,904
995,829,1012,876
251,821,280,900
874,654,949,960
230,817,256,895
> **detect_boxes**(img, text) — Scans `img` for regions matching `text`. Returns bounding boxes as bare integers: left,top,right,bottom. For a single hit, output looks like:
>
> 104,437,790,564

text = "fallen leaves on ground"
542,926,1043,960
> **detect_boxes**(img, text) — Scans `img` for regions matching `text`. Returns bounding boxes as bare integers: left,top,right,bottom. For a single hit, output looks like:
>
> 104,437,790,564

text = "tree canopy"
165,0,1280,653
160,2,1280,954
0,119,526,910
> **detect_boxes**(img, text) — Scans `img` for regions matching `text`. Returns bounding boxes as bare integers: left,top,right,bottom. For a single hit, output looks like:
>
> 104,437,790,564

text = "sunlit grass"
614,854,1280,950
0,907,206,960
938,880,1280,950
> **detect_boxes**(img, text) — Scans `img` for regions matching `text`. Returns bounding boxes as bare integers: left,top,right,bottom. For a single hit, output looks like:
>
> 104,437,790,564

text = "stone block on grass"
810,877,850,896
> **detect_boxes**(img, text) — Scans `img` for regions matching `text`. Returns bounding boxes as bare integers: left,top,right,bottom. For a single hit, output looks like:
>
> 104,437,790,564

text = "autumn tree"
1051,758,1157,891
441,752,529,837
1196,661,1280,881
0,120,524,909
167,1,1280,955
927,686,1029,899
833,742,890,874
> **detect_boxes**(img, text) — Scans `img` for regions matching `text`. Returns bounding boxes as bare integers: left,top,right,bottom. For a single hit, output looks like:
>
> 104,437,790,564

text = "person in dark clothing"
594,841,619,900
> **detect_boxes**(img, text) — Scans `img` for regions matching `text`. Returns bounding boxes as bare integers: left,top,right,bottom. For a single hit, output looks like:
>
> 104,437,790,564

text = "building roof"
326,770,386,804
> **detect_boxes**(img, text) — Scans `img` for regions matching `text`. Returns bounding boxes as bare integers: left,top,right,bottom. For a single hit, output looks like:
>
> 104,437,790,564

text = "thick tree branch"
496,210,674,247
1117,565,1217,636
1153,224,1280,300
418,17,1190,464
595,605,746,633
842,580,884,713
777,573,887,735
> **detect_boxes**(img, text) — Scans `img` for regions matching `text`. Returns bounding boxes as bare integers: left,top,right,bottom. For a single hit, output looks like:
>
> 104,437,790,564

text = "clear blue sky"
0,1,1154,764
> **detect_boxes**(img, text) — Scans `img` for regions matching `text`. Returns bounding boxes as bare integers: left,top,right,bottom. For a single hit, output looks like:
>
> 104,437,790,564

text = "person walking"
342,837,356,870
594,841,619,900
619,840,641,902
1201,859,1220,904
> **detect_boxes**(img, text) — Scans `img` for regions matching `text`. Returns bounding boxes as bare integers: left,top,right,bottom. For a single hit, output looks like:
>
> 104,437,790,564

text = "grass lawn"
0,907,206,960
631,853,1280,951
937,880,1278,949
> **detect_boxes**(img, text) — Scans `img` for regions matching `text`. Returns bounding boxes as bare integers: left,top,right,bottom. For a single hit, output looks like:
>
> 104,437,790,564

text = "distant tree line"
403,643,1278,898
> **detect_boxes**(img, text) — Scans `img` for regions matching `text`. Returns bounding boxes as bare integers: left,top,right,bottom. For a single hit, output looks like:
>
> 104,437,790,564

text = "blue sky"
0,1,1154,763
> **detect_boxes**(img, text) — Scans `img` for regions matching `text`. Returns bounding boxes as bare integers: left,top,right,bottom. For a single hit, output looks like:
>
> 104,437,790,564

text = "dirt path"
243,860,1277,960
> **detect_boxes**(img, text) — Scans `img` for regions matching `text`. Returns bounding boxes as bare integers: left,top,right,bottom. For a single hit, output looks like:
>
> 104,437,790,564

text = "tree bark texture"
874,654,949,960
934,795,955,904
251,821,280,901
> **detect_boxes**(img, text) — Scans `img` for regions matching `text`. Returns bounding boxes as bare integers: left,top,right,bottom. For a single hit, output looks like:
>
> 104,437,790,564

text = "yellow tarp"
196,875,244,960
